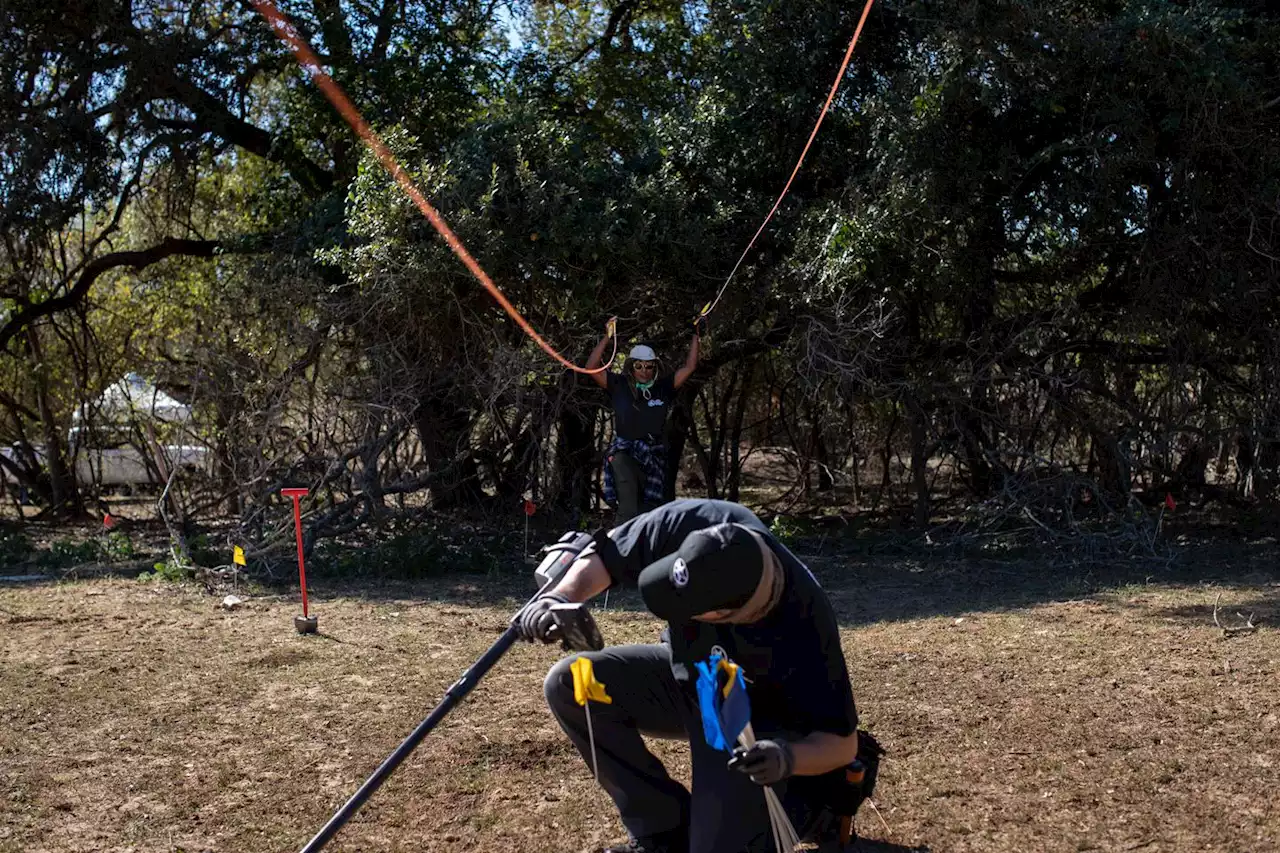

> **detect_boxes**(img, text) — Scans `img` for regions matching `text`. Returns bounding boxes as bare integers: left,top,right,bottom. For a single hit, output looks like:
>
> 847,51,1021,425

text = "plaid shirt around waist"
603,436,666,507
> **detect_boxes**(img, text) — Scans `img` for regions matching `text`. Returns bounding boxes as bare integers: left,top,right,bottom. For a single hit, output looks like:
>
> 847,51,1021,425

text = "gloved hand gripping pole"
298,534,603,853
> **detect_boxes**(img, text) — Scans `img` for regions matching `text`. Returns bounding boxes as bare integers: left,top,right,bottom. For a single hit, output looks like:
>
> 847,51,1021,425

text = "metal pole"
298,625,522,853
282,487,310,617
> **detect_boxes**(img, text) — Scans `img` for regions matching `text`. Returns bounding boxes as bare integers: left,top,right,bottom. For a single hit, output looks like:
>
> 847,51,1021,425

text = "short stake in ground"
570,656,612,781
282,487,317,634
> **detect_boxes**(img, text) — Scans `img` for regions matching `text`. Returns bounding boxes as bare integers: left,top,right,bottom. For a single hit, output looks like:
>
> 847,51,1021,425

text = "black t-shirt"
606,372,677,442
591,498,859,739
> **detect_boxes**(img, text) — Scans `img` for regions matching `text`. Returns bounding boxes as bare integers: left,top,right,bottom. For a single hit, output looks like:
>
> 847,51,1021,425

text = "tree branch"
546,0,642,80
0,238,221,354
147,65,333,197
313,0,355,68
369,0,398,63
0,388,40,422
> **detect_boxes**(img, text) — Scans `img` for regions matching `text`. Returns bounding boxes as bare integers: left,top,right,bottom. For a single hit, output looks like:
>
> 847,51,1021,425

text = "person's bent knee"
543,655,578,715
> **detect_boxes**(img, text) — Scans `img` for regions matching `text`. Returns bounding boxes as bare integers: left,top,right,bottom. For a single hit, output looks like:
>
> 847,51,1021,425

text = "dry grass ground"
2,549,1278,853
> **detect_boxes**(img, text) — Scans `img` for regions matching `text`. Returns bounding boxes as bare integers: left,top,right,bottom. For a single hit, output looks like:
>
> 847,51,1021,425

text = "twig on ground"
866,799,893,839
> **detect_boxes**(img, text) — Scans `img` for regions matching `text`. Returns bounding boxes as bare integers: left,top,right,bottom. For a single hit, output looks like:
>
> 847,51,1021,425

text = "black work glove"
728,740,794,786
692,314,708,338
514,592,570,643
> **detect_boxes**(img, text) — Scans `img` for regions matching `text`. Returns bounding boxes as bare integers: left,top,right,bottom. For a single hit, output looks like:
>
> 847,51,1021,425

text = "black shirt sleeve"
588,499,755,588
791,590,859,736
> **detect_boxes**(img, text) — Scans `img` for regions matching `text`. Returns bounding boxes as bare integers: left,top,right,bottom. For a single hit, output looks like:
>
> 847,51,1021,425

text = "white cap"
629,345,657,361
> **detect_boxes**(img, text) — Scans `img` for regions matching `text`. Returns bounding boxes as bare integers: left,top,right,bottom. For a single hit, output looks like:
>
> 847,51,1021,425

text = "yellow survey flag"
233,545,246,566
570,657,612,706
719,658,742,699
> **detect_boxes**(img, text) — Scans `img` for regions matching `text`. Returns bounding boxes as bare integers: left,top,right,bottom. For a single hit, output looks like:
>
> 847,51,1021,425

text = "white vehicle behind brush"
69,374,212,492
69,426,211,489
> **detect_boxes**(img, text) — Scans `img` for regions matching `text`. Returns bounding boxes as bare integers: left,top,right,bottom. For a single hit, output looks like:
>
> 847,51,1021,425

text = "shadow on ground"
5,536,1278,631
1142,592,1278,631
852,840,931,853
812,542,1279,627
384,538,1280,630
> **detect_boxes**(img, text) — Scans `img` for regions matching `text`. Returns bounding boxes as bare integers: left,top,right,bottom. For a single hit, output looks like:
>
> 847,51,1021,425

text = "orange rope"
699,0,877,320
249,0,613,374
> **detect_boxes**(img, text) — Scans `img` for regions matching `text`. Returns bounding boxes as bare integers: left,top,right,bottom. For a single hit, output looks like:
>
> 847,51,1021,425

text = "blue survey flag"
694,653,750,751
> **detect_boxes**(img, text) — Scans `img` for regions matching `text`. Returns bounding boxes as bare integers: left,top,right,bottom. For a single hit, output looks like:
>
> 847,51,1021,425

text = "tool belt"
795,729,884,852
828,729,884,817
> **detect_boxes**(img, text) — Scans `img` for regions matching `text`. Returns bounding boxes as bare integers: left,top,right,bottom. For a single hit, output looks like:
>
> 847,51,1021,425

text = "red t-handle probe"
282,488,317,633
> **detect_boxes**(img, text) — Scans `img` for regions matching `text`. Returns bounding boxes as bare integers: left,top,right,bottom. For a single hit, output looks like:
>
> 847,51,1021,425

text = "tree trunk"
664,400,689,504
27,327,81,517
690,387,722,498
708,371,739,499
1255,434,1280,501
357,416,387,517
872,407,899,513
414,381,481,510
1173,441,1214,490
957,402,995,496
906,394,930,528
1090,431,1132,503
726,361,754,503
811,401,833,493
1237,430,1256,498
556,394,597,514
682,414,716,499
212,402,242,516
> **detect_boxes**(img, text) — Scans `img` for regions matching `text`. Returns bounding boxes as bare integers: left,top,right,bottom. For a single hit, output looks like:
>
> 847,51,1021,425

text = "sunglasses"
633,362,657,370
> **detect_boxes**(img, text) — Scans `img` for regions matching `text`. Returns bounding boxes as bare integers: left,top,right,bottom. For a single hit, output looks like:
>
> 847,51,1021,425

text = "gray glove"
515,592,570,643
727,739,794,786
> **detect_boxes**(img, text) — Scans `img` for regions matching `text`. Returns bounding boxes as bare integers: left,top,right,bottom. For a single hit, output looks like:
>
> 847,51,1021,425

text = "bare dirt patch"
2,555,1277,853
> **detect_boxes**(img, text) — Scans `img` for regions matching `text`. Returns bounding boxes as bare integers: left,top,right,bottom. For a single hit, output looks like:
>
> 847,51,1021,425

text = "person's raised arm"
674,327,700,389
585,317,617,390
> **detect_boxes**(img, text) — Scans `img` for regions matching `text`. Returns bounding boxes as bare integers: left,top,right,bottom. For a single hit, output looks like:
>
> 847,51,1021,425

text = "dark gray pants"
608,451,651,524
544,644,819,853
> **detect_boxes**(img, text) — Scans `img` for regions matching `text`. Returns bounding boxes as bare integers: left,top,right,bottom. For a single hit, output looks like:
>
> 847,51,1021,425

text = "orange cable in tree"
699,0,877,320
249,0,613,374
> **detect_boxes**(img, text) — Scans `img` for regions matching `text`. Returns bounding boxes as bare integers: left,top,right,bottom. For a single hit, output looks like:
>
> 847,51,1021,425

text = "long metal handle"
298,625,521,853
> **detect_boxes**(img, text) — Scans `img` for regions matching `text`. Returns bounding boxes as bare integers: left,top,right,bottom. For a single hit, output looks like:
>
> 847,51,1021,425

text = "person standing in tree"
586,319,701,522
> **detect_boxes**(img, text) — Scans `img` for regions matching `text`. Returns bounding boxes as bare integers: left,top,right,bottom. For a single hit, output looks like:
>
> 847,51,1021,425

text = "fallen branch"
1212,593,1258,637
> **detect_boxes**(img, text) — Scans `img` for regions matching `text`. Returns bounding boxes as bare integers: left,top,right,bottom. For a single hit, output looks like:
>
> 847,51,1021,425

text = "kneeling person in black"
516,499,860,853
